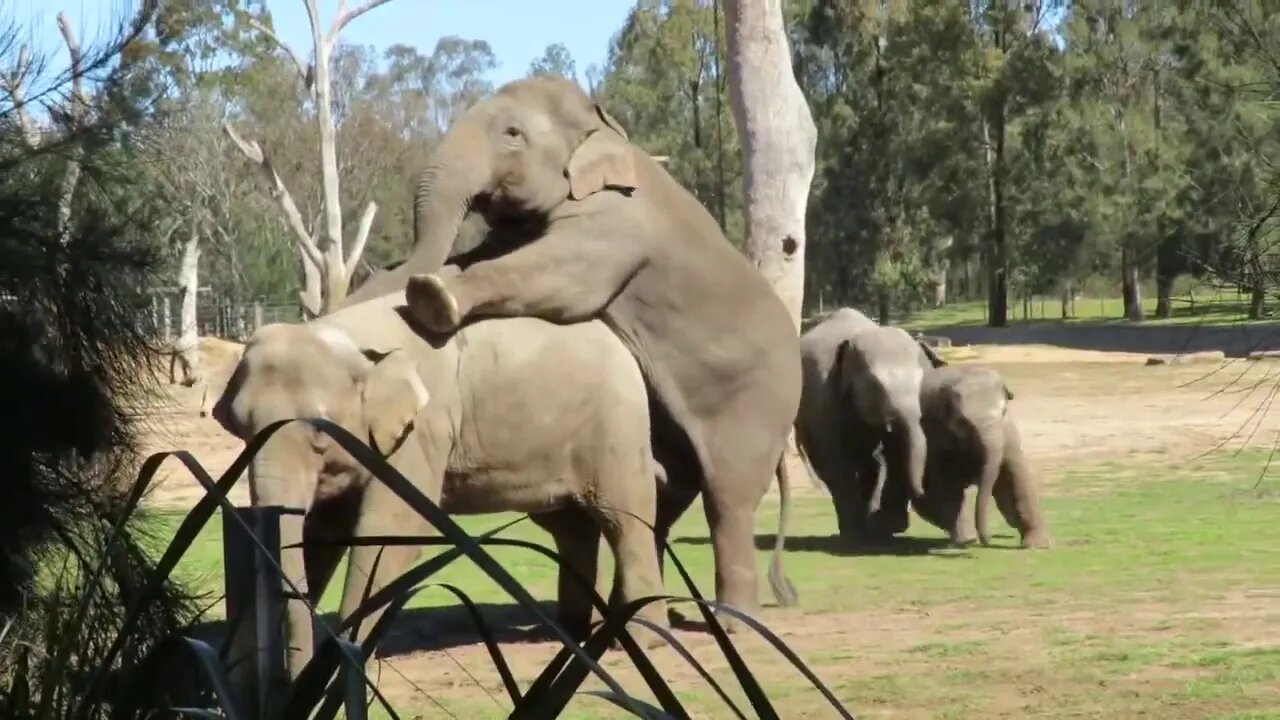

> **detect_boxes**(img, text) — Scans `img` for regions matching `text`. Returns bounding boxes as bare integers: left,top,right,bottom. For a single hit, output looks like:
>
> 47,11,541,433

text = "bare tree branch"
0,46,42,146
328,0,395,44
246,16,315,98
54,11,88,246
222,121,325,270
345,201,377,270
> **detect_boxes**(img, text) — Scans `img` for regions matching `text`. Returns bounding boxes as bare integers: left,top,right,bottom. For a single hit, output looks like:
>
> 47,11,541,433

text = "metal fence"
146,289,300,344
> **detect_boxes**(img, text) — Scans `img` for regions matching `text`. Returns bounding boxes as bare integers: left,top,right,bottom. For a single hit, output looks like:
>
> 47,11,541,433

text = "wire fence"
145,289,301,344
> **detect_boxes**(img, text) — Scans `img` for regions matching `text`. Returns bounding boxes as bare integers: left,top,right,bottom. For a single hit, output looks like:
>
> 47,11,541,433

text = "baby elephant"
915,365,1050,549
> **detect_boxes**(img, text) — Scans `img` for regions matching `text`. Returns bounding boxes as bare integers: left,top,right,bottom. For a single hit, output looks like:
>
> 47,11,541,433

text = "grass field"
135,332,1280,718
150,446,1280,719
889,290,1270,330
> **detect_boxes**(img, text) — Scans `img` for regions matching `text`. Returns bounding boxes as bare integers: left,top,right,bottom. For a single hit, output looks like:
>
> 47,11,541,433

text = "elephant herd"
795,307,1051,552
208,75,1050,679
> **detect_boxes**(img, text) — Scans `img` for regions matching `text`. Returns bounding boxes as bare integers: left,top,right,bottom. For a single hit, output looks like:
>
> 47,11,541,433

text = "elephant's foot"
867,509,910,538
405,273,462,332
1020,528,1051,549
949,529,978,548
665,603,752,636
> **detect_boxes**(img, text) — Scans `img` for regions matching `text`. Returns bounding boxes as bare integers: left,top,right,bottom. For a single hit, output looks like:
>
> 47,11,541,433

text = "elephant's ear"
567,125,637,200
360,348,431,456
594,103,630,141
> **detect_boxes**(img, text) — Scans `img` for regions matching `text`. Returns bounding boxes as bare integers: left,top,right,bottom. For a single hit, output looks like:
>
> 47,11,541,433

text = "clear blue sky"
5,0,636,86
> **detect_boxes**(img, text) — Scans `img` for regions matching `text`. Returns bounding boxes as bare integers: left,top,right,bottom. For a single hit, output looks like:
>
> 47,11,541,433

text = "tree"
529,42,577,81
723,0,818,328
0,3,203,712
597,1,743,240
224,0,395,317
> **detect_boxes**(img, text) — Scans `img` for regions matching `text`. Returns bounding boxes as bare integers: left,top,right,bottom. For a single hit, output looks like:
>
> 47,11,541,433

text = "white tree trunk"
723,0,817,331
173,217,202,386
724,0,818,488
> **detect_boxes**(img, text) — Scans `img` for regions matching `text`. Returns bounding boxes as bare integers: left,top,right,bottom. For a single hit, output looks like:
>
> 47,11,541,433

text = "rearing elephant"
355,75,801,626
795,308,938,543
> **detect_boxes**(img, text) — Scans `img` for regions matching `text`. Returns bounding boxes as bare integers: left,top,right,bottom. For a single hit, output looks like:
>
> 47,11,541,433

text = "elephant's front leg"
531,506,602,643
833,445,879,544
404,222,647,332
912,462,975,547
334,439,442,660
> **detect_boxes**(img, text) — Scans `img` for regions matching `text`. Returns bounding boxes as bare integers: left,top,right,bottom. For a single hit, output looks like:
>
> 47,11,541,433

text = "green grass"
893,289,1271,330
147,448,1280,718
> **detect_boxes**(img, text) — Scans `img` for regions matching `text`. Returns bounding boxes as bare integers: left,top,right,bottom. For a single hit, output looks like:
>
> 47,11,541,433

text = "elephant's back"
459,316,647,407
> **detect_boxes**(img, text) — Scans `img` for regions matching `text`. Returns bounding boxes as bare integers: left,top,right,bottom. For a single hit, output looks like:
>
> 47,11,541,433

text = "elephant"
210,290,670,679
349,74,801,626
915,365,1051,549
795,307,943,544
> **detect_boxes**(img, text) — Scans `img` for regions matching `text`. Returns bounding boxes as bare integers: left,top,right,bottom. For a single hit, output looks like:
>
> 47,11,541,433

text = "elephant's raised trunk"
411,115,492,274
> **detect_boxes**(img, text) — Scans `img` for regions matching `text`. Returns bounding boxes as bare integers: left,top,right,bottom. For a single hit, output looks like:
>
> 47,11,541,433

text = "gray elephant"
210,291,672,679
915,365,1051,549
348,75,800,625
795,307,942,544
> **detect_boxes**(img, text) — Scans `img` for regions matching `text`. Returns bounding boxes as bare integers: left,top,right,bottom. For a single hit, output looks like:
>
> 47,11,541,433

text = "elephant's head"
211,321,431,507
410,75,637,273
833,327,928,498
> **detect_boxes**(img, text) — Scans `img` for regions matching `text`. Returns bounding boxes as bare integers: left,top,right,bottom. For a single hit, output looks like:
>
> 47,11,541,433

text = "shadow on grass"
912,319,1280,358
674,533,958,556
186,600,576,658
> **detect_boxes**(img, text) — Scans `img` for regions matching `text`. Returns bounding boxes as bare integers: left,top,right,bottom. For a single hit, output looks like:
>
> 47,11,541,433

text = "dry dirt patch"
137,340,1280,509
132,339,1280,717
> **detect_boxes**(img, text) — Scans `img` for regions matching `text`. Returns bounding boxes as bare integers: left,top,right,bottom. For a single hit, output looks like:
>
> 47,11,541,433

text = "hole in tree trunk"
781,235,798,257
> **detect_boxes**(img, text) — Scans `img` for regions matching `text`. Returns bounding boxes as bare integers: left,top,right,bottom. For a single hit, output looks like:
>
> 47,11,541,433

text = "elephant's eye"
503,125,521,138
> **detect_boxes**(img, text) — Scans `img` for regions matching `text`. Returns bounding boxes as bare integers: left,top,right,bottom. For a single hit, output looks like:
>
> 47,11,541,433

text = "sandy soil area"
136,337,1280,508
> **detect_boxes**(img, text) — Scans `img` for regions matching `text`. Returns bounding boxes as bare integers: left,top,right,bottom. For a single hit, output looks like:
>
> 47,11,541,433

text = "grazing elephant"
916,365,1051,549
353,74,800,625
210,291,668,678
795,307,941,544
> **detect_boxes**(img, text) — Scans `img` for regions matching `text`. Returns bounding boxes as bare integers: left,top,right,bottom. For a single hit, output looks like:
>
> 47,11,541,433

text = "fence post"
222,505,300,720
253,301,264,332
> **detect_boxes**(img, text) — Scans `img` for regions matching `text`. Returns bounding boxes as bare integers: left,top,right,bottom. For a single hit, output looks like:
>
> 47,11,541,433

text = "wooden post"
222,505,302,720
253,301,264,332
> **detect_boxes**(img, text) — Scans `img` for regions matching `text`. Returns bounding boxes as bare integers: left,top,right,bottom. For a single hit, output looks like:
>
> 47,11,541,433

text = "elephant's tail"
768,452,799,608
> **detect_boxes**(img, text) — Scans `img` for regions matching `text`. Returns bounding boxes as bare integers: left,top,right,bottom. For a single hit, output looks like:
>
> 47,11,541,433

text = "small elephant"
211,291,669,678
915,365,1051,548
350,74,800,624
796,308,940,543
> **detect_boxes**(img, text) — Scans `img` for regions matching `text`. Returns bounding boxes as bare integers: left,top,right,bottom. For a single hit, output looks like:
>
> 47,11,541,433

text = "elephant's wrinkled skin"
795,308,936,543
356,75,800,623
917,365,1051,548
211,292,667,678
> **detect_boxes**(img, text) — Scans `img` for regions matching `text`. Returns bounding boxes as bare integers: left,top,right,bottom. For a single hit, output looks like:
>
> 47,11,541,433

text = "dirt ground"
137,337,1280,509
136,335,1280,718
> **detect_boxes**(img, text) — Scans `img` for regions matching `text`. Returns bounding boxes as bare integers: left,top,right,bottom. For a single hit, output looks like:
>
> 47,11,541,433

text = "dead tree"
224,0,393,318
723,0,818,331
723,0,818,480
